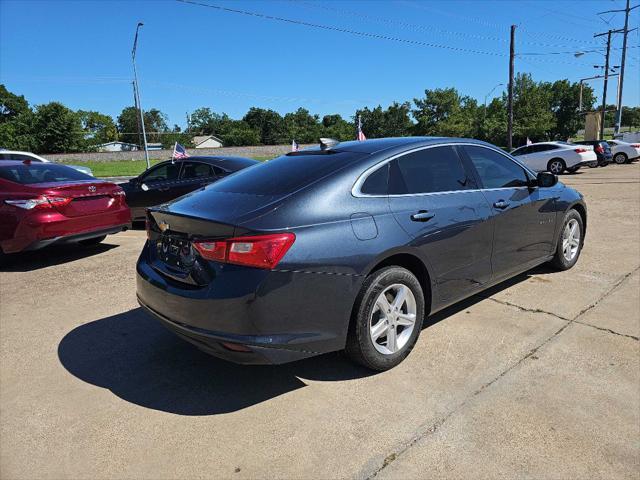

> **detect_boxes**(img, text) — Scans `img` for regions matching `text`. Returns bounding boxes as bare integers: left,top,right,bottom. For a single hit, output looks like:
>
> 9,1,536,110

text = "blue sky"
1,0,638,128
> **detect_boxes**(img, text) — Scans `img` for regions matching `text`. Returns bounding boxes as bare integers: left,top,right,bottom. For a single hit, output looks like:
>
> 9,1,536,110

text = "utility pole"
594,30,612,140
598,1,639,135
132,22,150,169
507,24,515,150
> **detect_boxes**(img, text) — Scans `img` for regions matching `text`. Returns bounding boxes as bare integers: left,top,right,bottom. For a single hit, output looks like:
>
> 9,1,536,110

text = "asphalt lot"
1,164,638,479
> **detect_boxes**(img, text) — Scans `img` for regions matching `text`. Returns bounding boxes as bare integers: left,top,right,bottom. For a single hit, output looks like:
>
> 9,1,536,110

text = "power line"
175,0,506,57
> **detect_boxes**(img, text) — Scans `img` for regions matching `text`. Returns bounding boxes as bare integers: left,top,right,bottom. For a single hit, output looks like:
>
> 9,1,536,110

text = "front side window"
463,145,529,189
388,146,470,195
141,163,180,183
180,162,214,179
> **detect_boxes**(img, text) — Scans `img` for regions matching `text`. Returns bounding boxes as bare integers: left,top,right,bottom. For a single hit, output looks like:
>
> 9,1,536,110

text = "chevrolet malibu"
137,137,587,370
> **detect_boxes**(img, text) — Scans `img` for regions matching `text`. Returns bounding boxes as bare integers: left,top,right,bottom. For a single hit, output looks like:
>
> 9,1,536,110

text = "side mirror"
537,171,558,188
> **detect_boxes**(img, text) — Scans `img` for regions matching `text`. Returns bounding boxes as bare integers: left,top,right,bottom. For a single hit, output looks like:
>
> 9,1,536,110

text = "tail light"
594,145,604,154
4,196,72,210
193,233,295,269
574,148,588,153
631,144,640,148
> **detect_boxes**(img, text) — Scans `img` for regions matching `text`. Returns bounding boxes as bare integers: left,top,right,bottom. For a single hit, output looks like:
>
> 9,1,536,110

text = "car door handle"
493,200,510,209
411,211,435,222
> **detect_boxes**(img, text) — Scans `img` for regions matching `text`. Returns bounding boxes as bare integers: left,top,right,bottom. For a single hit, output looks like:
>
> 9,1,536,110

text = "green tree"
117,107,169,145
77,110,118,146
621,107,640,128
0,84,30,124
383,102,413,137
321,114,354,141
221,121,261,146
548,80,594,140
243,107,287,145
511,73,555,144
356,105,386,139
284,108,321,143
31,102,84,153
412,88,479,137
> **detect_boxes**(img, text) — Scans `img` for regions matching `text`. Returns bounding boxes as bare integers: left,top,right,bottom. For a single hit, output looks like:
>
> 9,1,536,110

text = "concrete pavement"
0,164,638,479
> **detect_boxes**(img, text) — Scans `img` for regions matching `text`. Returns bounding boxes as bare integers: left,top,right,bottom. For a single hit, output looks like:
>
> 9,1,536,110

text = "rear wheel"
78,235,107,247
551,209,584,271
547,158,566,175
566,166,579,174
613,152,628,164
346,266,425,371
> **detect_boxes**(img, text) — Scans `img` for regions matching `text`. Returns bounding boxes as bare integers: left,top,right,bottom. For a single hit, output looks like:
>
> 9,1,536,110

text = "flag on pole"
357,115,366,141
291,139,299,152
526,137,533,146
172,142,189,160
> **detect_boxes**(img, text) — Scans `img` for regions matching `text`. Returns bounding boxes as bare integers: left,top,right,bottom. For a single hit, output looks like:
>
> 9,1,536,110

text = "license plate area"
157,234,194,270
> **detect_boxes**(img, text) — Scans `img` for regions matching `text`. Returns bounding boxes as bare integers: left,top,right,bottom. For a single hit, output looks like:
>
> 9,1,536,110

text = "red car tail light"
631,144,640,148
574,148,588,153
193,233,295,269
4,196,72,210
594,145,604,154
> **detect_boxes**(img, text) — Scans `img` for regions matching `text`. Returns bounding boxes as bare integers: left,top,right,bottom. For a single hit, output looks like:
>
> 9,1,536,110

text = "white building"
192,135,224,149
97,141,139,152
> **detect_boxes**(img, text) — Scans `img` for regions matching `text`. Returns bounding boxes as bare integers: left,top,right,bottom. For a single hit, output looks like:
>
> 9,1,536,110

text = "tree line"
1,74,639,154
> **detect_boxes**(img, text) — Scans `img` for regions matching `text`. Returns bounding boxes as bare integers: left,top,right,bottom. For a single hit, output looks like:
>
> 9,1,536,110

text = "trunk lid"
36,180,125,217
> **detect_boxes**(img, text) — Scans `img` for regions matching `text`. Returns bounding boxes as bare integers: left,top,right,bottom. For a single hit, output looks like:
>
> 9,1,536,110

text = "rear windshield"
0,163,93,185
207,151,366,195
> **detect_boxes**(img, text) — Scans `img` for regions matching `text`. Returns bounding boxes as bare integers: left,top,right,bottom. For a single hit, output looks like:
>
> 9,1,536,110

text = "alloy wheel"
562,218,581,262
614,153,626,165
549,160,564,174
369,284,417,355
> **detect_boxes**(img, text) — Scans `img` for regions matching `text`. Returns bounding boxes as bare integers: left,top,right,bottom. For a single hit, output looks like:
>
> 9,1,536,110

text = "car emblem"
88,185,97,193
158,221,170,232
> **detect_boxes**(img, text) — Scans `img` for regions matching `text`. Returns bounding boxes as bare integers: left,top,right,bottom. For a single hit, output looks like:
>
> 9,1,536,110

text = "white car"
606,140,640,164
510,142,597,174
0,150,93,176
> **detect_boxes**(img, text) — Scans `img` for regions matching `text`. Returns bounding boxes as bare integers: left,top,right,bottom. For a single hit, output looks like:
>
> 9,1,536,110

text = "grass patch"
59,155,276,178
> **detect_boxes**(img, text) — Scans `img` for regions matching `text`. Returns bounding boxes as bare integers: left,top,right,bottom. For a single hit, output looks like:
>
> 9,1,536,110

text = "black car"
574,140,613,167
120,156,258,221
137,137,587,371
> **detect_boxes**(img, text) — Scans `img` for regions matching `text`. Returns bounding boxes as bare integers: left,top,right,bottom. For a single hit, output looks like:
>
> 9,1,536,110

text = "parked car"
0,149,94,176
137,137,587,371
0,161,130,258
573,140,613,167
605,140,640,164
120,156,259,221
510,141,597,174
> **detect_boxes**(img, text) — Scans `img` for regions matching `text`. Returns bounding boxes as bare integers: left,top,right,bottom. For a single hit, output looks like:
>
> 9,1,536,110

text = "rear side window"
360,163,389,195
463,145,529,189
388,146,470,195
0,164,92,184
180,162,214,179
209,151,366,195
142,163,180,183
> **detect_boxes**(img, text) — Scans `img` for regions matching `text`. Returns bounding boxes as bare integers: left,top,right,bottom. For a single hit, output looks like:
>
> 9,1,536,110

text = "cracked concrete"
1,164,639,479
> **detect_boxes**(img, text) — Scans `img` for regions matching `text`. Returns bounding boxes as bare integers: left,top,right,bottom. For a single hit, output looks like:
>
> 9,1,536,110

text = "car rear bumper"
136,242,361,364
2,206,131,253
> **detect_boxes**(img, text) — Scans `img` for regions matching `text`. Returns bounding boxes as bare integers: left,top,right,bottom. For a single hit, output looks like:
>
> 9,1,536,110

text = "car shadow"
1,243,119,273
58,269,538,416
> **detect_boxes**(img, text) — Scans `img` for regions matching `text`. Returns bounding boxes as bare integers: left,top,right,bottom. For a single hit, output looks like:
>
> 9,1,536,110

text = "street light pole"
132,22,150,169
507,25,516,150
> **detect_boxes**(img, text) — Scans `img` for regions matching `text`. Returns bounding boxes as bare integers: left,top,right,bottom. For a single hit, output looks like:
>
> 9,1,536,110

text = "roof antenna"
319,138,339,151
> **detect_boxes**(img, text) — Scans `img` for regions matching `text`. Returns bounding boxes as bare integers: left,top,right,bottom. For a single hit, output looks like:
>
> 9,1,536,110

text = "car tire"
547,158,566,175
78,235,107,247
613,152,628,165
346,266,425,371
550,209,584,271
566,166,579,174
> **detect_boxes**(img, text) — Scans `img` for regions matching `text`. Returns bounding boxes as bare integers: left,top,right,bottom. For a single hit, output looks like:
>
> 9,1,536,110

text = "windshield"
0,163,93,184
206,151,367,195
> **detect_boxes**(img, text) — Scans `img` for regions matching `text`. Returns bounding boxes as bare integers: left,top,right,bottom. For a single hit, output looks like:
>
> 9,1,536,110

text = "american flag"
357,114,366,141
291,139,299,152
172,142,189,160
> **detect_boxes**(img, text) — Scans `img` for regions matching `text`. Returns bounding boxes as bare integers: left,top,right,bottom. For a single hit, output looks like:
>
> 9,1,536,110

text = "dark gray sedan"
137,137,587,370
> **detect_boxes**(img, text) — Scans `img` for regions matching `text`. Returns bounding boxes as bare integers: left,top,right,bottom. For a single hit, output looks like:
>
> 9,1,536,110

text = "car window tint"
463,145,529,189
388,146,469,195
361,163,389,194
181,162,213,179
208,151,366,195
0,163,92,184
511,146,528,156
142,163,180,183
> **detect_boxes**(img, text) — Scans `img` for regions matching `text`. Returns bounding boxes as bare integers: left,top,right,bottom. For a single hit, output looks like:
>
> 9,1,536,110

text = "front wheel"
547,158,566,175
78,235,107,247
346,266,425,371
613,152,628,164
551,210,584,271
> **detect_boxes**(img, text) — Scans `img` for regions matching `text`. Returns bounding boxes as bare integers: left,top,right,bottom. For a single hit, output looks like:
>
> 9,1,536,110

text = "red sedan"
0,161,131,257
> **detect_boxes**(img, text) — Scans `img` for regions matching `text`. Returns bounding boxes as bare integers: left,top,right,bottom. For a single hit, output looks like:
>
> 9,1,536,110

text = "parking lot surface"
1,164,639,479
